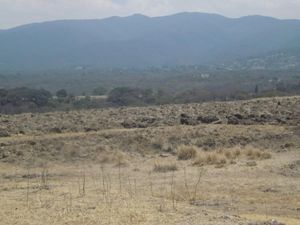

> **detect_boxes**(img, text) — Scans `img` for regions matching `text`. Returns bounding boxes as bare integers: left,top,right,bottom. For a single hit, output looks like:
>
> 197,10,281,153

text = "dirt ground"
0,96,299,225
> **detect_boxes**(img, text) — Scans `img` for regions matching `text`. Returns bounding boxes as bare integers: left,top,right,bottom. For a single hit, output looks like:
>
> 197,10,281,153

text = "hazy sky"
1,0,300,29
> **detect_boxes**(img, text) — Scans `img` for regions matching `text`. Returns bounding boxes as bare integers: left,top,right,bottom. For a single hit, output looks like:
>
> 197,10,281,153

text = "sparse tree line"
1,79,300,114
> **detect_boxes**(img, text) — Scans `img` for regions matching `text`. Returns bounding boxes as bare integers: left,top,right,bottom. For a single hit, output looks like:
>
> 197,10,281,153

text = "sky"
1,0,300,29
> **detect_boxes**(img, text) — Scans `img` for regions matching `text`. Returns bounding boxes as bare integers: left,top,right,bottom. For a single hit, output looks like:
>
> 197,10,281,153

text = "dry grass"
194,146,272,167
0,96,299,224
0,147,298,225
153,162,178,173
177,145,198,160
99,151,128,167
244,147,272,160
194,152,227,167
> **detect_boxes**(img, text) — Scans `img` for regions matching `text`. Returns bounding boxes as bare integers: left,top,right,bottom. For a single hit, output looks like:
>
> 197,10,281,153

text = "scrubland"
0,96,300,225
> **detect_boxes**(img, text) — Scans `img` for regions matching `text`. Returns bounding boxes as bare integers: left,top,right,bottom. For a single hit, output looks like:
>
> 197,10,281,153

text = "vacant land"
0,96,299,225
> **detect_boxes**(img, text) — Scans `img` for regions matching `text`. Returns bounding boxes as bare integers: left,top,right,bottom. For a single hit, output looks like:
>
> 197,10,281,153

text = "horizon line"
1,11,300,30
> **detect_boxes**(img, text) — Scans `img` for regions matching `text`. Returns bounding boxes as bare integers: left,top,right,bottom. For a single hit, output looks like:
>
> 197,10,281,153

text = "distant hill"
0,12,300,70
215,47,300,70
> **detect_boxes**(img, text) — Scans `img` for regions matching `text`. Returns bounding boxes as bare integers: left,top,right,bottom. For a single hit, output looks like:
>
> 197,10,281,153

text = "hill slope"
0,12,300,70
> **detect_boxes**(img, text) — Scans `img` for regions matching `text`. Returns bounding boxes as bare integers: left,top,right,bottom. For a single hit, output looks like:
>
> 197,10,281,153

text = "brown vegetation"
177,145,198,160
153,162,178,173
193,146,272,167
0,96,299,225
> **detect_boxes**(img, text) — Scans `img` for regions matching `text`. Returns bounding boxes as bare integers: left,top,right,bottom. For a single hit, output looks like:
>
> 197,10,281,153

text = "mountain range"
0,12,300,70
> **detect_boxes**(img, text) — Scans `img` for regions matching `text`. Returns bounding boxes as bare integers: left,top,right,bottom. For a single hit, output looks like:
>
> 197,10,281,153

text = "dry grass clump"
153,162,178,173
99,151,128,166
244,147,272,160
193,146,271,167
233,148,241,157
260,152,272,159
177,145,198,160
193,152,227,167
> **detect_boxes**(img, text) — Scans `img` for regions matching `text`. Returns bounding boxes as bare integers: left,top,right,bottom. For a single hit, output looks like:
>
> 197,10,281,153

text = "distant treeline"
0,87,107,114
1,67,300,114
1,79,300,114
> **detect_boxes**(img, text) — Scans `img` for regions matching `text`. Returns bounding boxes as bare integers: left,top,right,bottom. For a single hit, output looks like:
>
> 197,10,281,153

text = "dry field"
0,96,300,225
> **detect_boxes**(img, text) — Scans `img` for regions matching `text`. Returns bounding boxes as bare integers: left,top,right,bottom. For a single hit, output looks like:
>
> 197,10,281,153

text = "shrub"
233,148,241,157
244,147,271,160
107,87,155,106
245,148,255,158
98,152,128,167
93,86,107,95
56,89,68,98
177,145,197,160
224,151,232,159
205,153,218,165
193,146,271,167
260,152,272,160
218,157,227,165
6,87,52,107
153,162,178,173
193,152,221,166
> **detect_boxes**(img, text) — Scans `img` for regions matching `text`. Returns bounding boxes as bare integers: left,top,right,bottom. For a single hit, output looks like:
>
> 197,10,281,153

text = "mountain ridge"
0,12,300,70
4,12,300,32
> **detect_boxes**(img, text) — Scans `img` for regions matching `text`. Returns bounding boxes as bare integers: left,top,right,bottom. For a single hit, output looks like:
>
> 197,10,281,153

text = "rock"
246,161,257,167
212,120,222,124
159,153,169,158
234,113,243,119
220,215,231,220
198,115,219,124
248,219,286,225
121,120,138,128
0,152,9,159
280,160,300,177
0,129,10,137
180,114,198,125
288,160,300,169
28,141,36,146
140,117,156,124
49,127,62,133
227,115,239,125
122,117,157,129
262,187,278,193
280,143,294,149
260,114,272,120
84,127,98,132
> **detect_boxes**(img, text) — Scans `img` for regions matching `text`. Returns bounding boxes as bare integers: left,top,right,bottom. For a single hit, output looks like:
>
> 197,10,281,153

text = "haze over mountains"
0,12,300,70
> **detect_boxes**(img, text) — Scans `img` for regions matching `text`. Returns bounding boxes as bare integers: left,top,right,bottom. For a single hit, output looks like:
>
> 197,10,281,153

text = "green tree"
56,89,68,98
92,86,107,95
107,87,155,106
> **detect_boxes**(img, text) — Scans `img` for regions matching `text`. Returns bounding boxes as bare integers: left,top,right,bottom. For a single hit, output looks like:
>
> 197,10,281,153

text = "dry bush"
114,152,128,167
244,147,272,160
193,146,271,167
233,148,241,157
205,153,219,165
224,147,241,159
98,151,128,166
224,151,232,159
153,162,178,173
260,152,272,160
194,152,226,167
245,148,256,159
177,145,198,160
218,157,227,165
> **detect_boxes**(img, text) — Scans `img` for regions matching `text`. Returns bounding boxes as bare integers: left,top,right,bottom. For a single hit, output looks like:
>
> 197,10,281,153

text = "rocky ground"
0,96,299,137
0,96,299,225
